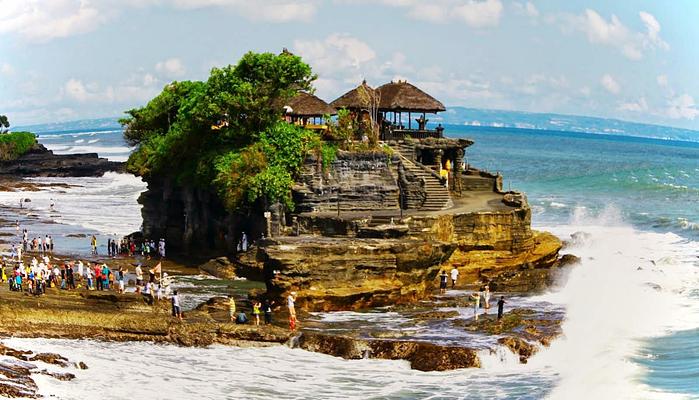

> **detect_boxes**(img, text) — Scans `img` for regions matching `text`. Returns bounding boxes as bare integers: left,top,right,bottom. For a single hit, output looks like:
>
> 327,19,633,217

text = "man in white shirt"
450,267,459,289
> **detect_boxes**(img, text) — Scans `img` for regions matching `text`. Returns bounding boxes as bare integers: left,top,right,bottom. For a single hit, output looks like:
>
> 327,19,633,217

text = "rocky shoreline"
0,143,122,178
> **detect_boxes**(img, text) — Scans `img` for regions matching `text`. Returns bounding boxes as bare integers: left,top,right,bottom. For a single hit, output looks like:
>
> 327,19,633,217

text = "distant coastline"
14,108,699,144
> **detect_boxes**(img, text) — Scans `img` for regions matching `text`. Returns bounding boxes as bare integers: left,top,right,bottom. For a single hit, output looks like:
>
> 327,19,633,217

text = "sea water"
1,123,698,399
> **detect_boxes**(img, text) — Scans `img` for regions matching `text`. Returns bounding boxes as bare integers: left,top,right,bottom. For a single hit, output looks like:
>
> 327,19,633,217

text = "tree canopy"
121,51,320,211
0,115,9,133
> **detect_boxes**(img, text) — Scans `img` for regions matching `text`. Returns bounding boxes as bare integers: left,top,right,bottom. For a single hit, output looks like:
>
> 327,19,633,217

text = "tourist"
287,291,297,330
483,285,491,313
77,260,84,282
470,291,481,320
171,290,182,320
60,264,68,289
94,264,103,291
252,300,262,326
228,295,236,322
263,299,274,325
86,267,94,290
497,296,506,320
101,263,110,290
48,235,54,253
439,270,448,294
67,263,75,290
158,238,166,258
236,311,248,324
107,239,112,256
117,266,126,293
450,266,459,289
135,264,143,293
45,235,51,254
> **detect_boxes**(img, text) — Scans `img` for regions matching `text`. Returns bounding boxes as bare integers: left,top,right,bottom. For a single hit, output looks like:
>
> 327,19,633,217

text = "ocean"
1,122,698,399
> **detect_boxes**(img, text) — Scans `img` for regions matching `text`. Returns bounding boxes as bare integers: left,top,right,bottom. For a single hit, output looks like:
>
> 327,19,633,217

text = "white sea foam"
527,207,699,400
0,172,146,235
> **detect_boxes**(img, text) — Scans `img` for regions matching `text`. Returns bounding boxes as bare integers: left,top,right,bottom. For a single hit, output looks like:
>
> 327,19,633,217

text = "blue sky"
1,0,698,129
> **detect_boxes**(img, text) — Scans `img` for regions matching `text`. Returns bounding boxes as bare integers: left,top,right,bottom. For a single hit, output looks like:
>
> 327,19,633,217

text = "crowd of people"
0,254,171,298
440,268,507,321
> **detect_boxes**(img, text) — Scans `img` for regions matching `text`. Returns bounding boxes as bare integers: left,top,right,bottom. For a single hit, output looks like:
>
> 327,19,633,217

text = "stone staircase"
389,143,452,212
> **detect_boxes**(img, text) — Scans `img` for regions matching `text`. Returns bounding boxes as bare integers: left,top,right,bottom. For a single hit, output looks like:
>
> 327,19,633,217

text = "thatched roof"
330,80,377,110
376,81,445,113
285,92,336,117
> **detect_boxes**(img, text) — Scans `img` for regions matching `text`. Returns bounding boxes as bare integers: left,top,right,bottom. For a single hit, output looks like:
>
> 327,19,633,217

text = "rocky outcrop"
241,236,456,311
298,332,481,371
138,177,267,253
0,144,122,177
0,343,82,398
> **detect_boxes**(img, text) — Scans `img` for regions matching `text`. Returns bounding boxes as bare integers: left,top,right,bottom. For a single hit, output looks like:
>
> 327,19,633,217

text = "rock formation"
0,144,122,177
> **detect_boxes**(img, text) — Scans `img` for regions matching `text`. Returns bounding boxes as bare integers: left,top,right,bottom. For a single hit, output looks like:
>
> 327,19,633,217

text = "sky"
1,0,698,130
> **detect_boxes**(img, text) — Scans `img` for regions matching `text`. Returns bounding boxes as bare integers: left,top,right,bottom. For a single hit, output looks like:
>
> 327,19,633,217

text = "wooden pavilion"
284,92,337,130
376,80,446,140
331,80,447,141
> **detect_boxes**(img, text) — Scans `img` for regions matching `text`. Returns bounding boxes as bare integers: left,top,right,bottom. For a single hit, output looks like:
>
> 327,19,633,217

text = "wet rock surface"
297,332,481,371
0,343,85,398
0,144,122,177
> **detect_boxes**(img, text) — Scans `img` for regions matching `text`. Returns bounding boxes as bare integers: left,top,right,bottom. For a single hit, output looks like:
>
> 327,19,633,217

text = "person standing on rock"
228,295,236,322
287,292,297,330
171,290,183,321
450,267,459,289
90,235,97,255
439,270,448,294
252,300,262,326
263,299,274,325
483,285,491,313
135,264,143,293
497,296,506,320
470,291,481,320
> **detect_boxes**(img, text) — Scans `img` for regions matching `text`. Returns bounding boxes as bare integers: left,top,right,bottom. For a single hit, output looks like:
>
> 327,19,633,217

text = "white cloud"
656,74,668,87
600,74,620,95
350,0,503,28
64,79,94,102
0,63,14,75
665,94,699,120
293,34,376,79
0,0,107,42
513,1,538,18
618,97,648,112
155,58,186,78
170,0,317,22
452,0,503,28
557,9,668,60
0,0,316,43
63,75,160,104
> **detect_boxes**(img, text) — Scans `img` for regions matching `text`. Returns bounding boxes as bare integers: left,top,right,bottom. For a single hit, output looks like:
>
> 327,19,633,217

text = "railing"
381,128,443,141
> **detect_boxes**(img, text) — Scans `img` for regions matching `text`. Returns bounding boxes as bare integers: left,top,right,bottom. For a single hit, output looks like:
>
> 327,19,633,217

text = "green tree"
122,51,318,211
0,115,9,133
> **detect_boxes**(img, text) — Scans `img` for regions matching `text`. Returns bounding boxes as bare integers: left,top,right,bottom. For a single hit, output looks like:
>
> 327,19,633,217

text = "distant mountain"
13,117,121,134
434,107,699,142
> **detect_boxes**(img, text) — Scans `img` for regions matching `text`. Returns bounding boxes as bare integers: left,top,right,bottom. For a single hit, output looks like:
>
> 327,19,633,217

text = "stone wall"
293,151,401,213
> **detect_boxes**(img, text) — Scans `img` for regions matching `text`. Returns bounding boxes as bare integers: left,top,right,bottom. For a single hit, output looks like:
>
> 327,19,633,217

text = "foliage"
320,143,337,172
0,132,37,161
325,108,353,145
0,115,9,133
122,51,318,212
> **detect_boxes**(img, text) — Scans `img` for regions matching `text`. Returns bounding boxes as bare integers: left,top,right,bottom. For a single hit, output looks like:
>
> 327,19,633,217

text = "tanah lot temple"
225,79,563,311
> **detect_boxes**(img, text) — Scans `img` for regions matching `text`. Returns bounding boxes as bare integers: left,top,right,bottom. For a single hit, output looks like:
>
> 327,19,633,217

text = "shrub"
0,132,37,161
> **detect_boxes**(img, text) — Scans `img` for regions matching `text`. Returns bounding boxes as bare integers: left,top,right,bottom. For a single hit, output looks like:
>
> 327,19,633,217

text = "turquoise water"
455,126,699,240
